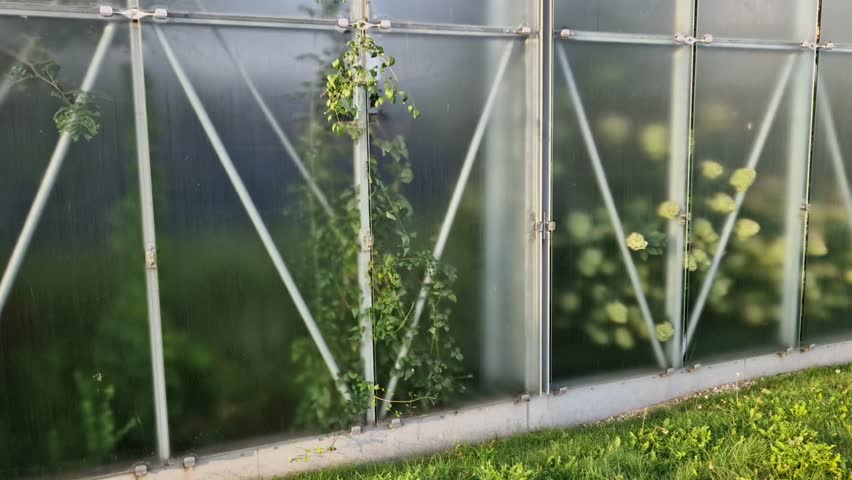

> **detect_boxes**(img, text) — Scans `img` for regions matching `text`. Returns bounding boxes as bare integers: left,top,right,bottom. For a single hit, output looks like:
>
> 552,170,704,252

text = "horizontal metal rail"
0,3,529,37
557,30,676,46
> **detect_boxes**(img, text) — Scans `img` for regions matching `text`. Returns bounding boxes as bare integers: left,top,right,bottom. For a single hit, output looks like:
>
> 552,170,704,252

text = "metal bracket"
674,33,713,46
558,29,573,39
100,6,167,21
183,456,196,469
801,40,834,50
145,245,157,270
515,24,532,36
338,18,392,31
389,418,403,429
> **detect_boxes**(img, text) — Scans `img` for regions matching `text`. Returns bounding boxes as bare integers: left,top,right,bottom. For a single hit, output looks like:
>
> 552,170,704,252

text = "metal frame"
4,0,852,477
538,0,554,396
128,0,171,461
350,0,377,426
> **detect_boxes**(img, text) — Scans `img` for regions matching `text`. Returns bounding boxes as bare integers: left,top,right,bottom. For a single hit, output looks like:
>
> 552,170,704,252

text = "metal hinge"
100,6,167,21
361,233,374,252
801,40,834,50
535,220,557,237
145,245,157,270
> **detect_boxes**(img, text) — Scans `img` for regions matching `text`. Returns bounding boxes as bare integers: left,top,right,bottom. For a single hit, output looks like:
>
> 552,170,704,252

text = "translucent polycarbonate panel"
142,0,342,17
0,0,96,5
697,0,817,42
552,43,689,380
685,50,812,363
367,33,534,418
145,25,359,454
555,0,691,35
803,54,852,343
0,18,155,478
371,0,529,26
820,1,852,45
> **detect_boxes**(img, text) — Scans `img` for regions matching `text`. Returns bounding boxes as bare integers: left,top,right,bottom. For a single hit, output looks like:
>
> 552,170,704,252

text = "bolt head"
337,17,350,28
379,19,391,29
559,28,572,39
133,464,148,477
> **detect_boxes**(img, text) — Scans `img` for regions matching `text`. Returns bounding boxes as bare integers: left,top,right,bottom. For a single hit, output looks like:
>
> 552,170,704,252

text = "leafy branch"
3,44,101,141
324,20,419,138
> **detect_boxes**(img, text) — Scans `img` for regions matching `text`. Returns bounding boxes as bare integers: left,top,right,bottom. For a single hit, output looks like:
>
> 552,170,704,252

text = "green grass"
290,365,852,480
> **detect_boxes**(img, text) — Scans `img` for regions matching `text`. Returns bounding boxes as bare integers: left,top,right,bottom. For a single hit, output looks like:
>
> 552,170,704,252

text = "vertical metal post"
0,24,116,319
780,2,819,349
523,0,543,394
352,0,376,425
128,1,171,461
538,0,554,394
664,1,693,369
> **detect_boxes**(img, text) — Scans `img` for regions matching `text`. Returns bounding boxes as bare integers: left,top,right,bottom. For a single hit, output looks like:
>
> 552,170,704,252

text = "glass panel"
0,18,155,478
371,0,529,27
803,54,852,343
820,1,852,45
552,43,688,381
144,25,359,454
697,0,817,42
367,33,533,418
141,0,342,18
685,49,812,363
555,0,691,35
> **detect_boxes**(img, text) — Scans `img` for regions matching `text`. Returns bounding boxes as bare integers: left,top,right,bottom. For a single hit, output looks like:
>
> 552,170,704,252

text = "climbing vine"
288,0,465,428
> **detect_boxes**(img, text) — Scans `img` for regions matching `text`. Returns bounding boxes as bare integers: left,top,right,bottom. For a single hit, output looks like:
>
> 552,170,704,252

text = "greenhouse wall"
2,0,852,478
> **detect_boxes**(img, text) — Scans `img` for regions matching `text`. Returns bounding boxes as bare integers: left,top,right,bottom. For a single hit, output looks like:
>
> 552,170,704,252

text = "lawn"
291,365,852,479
